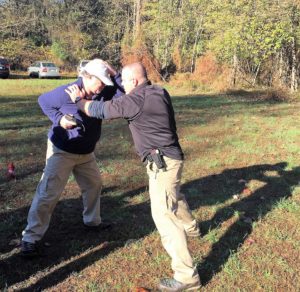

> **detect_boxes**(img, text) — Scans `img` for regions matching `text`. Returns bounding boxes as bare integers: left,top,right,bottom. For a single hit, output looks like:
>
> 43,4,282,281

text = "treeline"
1,0,300,90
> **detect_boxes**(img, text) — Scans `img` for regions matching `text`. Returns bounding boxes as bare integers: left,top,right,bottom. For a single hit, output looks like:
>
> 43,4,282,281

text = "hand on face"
101,61,117,76
65,84,86,103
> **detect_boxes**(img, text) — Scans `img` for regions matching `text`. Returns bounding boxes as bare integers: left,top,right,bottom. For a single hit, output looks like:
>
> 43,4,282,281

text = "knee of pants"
151,204,182,231
93,178,102,190
83,177,102,191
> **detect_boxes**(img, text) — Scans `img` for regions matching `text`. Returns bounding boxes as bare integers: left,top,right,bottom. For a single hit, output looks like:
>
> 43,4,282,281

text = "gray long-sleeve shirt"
88,81,183,162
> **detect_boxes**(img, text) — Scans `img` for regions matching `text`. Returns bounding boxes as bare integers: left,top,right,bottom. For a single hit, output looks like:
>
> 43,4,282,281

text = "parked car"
0,57,10,79
77,60,90,76
28,61,60,79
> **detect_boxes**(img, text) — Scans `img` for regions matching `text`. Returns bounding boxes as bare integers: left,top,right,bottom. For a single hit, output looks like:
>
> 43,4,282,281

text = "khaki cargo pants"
146,156,200,285
22,139,102,243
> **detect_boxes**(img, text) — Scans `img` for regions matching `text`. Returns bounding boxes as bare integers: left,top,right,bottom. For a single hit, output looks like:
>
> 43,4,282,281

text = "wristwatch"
74,96,82,104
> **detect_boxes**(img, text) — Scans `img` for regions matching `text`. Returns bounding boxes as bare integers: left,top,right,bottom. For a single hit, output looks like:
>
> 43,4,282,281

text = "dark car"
0,57,10,78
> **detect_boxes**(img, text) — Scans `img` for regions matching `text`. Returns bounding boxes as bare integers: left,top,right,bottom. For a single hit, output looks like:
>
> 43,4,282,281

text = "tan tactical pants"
147,156,200,285
22,139,102,243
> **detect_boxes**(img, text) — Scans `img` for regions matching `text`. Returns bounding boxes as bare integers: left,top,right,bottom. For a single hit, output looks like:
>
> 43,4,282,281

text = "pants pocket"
166,190,179,215
37,173,64,201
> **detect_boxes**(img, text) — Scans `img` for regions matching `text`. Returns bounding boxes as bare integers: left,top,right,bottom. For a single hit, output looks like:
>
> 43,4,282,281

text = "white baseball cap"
83,59,113,86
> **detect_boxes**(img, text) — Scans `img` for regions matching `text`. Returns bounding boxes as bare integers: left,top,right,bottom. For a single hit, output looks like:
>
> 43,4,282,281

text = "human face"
121,69,136,94
85,75,105,97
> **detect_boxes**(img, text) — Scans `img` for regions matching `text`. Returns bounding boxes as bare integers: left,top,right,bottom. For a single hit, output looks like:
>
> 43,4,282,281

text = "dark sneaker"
83,220,112,231
158,278,201,291
20,240,39,257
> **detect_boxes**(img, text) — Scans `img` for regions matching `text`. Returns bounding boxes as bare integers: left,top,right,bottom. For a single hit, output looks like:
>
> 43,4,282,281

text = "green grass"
1,79,300,291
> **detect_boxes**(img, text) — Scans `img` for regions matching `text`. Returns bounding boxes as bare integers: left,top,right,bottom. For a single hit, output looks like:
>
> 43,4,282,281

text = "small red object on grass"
242,188,251,196
246,237,255,245
7,162,16,181
134,287,151,292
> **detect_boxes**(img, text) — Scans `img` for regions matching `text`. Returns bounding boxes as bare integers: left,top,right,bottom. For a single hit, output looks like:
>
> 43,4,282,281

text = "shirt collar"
130,80,151,93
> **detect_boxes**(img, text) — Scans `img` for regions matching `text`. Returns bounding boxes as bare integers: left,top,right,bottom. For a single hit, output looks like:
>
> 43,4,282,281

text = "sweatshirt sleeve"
38,87,65,126
112,72,125,99
88,100,105,119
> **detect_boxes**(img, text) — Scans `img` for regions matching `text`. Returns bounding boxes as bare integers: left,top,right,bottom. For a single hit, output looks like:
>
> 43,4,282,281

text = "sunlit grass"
1,81,300,291
0,78,75,95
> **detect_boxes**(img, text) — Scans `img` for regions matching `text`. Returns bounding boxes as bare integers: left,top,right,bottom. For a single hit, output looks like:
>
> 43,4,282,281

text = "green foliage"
51,41,70,62
2,81,300,290
141,0,206,71
0,38,51,69
1,0,300,89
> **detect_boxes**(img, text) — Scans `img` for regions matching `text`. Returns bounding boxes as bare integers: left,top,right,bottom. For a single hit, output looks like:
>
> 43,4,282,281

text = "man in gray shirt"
66,62,201,291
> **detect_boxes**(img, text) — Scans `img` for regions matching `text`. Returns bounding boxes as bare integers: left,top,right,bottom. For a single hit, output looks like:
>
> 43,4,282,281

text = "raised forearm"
76,99,92,115
77,99,105,119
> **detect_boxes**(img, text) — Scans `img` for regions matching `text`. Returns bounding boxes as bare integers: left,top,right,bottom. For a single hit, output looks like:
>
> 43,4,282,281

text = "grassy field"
1,79,300,291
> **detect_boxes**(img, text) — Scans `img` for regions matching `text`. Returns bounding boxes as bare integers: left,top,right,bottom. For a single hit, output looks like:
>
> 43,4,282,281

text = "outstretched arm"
65,84,105,118
65,84,141,120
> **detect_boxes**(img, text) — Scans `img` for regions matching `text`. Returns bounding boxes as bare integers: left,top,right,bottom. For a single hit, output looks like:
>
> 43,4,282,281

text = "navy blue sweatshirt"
38,73,123,154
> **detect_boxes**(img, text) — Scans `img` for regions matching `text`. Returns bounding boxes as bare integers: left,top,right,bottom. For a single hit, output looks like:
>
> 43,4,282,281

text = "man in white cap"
21,59,124,257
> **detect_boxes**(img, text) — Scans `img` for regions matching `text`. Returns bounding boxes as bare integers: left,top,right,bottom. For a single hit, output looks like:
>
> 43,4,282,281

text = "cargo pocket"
37,173,64,202
166,190,179,215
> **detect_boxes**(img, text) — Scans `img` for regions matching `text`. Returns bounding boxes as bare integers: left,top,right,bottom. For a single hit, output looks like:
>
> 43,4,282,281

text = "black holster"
148,149,166,171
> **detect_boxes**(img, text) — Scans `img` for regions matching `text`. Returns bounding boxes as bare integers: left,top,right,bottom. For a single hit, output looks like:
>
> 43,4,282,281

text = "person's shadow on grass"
182,162,300,285
0,185,154,291
1,162,298,290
